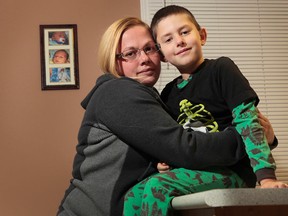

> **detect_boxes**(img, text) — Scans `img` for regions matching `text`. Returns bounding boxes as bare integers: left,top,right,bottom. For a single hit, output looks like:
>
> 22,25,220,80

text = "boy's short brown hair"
151,5,201,39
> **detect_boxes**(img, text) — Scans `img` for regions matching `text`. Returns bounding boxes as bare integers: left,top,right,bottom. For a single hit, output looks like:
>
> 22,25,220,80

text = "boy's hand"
260,179,288,188
157,162,170,173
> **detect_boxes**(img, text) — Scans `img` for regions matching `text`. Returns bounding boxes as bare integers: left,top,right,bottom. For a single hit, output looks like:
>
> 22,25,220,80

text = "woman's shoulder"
99,74,147,91
94,74,157,100
81,74,137,109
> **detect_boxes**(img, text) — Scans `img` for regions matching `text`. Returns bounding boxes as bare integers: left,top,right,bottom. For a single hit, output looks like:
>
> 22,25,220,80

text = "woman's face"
117,25,161,87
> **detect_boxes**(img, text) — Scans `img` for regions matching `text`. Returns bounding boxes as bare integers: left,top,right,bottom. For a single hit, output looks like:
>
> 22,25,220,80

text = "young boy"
123,5,287,216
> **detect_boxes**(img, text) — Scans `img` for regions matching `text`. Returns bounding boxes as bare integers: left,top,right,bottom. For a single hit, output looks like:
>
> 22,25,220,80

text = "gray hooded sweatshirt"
57,74,246,216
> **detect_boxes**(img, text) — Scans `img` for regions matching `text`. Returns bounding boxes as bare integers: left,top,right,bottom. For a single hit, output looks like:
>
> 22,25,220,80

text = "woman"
57,17,276,216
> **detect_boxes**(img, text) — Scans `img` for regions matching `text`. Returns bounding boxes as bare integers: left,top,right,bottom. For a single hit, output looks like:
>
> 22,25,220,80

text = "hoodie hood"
81,74,116,109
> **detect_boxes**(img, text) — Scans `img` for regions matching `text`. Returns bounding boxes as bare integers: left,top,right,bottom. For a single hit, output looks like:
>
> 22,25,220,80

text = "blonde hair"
97,17,151,77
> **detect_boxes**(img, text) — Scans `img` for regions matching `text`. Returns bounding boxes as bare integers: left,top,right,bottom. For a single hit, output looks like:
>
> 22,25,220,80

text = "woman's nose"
139,50,150,62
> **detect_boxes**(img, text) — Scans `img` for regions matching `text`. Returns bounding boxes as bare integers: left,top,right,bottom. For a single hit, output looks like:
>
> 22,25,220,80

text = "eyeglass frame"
116,43,161,61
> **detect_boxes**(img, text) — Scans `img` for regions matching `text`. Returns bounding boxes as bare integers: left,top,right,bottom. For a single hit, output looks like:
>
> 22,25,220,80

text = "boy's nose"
175,36,186,46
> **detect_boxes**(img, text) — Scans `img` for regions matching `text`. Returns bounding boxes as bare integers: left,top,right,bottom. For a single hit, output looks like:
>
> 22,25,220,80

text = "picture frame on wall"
40,24,79,90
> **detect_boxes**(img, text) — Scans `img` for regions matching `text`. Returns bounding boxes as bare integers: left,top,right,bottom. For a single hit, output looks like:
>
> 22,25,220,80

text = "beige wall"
0,0,140,215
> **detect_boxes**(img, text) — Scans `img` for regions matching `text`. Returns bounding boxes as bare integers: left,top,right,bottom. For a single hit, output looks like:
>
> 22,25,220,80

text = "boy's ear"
199,28,207,46
159,50,167,62
161,55,167,62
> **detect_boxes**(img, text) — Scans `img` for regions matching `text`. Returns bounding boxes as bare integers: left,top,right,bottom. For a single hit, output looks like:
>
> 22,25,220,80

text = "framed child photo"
40,24,79,90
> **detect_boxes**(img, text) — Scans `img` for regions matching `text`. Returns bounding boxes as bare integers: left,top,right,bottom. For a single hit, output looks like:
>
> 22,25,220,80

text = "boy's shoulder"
207,56,233,64
205,57,236,71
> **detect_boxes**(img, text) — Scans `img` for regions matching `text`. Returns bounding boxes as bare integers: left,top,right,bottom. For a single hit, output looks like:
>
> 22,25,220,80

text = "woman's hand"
258,110,275,145
157,162,170,173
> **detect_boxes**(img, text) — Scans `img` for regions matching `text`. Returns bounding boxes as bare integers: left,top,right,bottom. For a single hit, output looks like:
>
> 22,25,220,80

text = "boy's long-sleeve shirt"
161,56,276,186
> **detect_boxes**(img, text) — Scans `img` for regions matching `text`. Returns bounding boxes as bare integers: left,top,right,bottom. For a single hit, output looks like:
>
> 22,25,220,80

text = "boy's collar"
176,59,207,89
177,75,192,89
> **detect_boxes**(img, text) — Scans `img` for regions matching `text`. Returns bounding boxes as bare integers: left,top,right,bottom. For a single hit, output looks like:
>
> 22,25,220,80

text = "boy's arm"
216,57,284,187
232,101,288,187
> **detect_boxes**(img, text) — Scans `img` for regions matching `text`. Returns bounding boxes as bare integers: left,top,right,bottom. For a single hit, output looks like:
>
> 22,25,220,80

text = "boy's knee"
145,175,165,188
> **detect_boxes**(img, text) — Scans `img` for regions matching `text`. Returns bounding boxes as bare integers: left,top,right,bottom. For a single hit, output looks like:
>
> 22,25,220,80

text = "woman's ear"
116,60,124,76
199,28,207,46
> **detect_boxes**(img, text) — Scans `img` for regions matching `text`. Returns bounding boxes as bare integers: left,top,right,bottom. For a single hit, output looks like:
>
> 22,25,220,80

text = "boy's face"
155,14,206,73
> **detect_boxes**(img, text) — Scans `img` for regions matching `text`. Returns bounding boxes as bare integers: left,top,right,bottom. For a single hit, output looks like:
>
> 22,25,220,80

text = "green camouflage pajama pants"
123,167,246,216
123,101,274,216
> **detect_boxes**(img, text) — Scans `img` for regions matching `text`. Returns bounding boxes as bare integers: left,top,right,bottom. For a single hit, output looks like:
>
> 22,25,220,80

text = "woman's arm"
93,77,246,170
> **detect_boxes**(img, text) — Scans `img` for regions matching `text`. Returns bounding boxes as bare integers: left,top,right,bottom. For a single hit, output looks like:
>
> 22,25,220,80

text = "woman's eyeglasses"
116,44,161,61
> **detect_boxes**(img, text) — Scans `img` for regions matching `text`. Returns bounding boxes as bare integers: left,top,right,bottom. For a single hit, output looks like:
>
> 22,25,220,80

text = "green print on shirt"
177,99,219,133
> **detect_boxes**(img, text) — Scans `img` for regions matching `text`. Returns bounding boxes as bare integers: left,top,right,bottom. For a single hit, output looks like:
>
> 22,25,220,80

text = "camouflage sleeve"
232,101,277,182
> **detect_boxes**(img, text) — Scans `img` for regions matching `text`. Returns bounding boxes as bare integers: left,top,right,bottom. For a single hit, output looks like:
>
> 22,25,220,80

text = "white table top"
171,188,288,210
